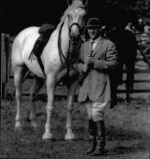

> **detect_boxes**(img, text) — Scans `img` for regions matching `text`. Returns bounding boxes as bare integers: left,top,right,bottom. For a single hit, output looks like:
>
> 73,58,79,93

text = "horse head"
66,0,87,45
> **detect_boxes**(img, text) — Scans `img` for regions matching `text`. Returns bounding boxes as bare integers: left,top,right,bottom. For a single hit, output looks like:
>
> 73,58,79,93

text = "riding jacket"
78,36,118,103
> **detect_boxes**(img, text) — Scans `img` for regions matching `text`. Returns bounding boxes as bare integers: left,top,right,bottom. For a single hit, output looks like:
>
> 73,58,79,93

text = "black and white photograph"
1,0,150,158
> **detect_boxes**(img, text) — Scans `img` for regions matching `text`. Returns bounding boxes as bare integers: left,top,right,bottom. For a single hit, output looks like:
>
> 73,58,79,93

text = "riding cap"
86,18,102,28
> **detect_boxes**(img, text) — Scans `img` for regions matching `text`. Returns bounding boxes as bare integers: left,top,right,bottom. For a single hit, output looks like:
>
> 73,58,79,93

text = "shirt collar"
91,36,101,44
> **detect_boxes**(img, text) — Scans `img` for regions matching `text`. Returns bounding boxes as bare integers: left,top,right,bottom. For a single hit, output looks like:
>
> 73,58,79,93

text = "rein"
58,21,82,80
58,22,67,65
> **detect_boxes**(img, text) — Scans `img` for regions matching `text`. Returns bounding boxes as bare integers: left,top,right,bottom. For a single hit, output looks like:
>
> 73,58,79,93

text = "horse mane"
60,0,85,23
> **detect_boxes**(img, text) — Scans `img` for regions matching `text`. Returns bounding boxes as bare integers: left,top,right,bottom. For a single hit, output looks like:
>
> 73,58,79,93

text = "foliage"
104,0,150,16
100,0,150,26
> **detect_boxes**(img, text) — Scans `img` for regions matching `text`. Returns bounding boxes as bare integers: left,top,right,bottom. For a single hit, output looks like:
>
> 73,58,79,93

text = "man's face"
87,27,100,40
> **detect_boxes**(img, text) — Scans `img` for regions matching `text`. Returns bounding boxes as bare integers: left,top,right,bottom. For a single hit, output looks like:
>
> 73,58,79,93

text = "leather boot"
86,119,97,155
91,120,106,156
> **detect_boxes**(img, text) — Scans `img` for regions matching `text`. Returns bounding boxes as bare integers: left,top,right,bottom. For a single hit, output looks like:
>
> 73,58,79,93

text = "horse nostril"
73,37,77,43
70,35,72,40
77,34,80,40
70,35,75,42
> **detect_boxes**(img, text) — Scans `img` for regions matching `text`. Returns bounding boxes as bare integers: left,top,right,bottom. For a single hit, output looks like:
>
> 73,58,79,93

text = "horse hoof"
15,126,22,132
125,100,130,105
31,122,38,129
42,132,53,140
65,132,75,140
15,122,22,130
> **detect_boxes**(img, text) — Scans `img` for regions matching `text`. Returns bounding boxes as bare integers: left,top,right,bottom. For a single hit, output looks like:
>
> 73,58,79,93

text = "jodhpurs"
85,101,109,121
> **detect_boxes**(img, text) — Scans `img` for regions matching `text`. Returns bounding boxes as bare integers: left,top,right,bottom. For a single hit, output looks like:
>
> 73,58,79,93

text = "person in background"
125,22,136,34
144,22,150,34
77,18,118,156
136,18,144,33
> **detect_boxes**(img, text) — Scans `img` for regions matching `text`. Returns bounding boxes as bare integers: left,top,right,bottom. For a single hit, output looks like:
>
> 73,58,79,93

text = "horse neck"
59,18,70,58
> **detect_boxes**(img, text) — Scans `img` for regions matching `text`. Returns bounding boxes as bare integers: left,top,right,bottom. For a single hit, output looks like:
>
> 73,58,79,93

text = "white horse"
11,0,87,140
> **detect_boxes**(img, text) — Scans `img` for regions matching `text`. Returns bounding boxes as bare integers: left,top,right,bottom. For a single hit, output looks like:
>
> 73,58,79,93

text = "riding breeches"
85,101,109,121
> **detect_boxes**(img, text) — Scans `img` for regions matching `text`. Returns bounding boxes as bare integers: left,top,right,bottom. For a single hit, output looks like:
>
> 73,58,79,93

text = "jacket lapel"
85,41,91,57
92,37,104,57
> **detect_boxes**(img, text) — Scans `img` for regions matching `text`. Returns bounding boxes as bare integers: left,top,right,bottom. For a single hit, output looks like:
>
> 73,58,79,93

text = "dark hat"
86,18,102,28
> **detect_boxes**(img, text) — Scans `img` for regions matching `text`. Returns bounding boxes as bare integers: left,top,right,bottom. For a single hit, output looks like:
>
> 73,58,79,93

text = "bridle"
57,11,85,85
58,11,85,69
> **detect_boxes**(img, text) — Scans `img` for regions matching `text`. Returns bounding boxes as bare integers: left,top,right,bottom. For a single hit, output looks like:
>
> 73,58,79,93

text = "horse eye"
82,15,85,18
80,16,85,26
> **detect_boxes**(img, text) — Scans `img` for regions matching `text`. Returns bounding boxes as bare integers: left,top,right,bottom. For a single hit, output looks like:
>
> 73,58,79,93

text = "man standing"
78,18,118,156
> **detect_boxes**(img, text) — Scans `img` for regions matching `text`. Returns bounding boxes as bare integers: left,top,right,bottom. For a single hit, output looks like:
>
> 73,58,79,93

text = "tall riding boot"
91,120,106,156
86,119,97,155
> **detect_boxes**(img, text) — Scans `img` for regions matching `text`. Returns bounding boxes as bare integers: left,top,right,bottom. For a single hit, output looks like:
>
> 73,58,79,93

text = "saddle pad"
31,24,55,57
28,24,55,76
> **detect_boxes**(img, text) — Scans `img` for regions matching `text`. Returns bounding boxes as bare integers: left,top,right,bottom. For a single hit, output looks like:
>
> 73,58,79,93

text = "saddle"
29,24,55,76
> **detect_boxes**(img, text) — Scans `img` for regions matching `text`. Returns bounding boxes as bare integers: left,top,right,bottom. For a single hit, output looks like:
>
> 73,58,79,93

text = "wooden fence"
1,33,12,99
1,33,150,99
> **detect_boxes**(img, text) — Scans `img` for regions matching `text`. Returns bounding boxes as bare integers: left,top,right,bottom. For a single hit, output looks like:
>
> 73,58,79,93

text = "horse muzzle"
69,34,81,45
69,22,82,45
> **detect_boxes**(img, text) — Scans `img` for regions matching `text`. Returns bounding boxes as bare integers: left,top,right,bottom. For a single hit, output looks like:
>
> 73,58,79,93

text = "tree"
99,0,150,26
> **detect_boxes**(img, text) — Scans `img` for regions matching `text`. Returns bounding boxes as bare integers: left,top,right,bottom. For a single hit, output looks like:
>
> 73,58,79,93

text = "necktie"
89,40,95,56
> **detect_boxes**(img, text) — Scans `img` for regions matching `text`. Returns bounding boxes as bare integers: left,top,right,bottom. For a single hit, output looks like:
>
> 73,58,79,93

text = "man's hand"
85,56,94,66
82,64,88,73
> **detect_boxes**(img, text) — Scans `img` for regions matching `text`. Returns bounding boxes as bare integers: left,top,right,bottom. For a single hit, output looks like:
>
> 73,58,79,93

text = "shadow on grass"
108,142,148,155
107,126,149,141
106,126,149,156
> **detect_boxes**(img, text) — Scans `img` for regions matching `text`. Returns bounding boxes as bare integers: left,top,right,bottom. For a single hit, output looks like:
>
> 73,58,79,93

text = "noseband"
69,22,82,35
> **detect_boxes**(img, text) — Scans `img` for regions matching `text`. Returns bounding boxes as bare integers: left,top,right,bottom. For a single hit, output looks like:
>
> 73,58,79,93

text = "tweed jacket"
78,36,118,103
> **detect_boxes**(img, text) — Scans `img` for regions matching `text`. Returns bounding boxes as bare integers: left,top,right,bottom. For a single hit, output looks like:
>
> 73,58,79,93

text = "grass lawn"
1,97,150,159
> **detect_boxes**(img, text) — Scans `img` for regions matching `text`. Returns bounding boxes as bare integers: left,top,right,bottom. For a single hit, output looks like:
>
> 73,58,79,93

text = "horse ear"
67,0,88,6
67,0,72,6
82,0,88,7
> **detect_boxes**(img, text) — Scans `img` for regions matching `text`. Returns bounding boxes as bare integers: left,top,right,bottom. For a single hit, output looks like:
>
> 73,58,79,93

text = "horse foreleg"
42,75,56,140
125,63,135,105
65,81,78,140
14,74,22,129
30,76,45,129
